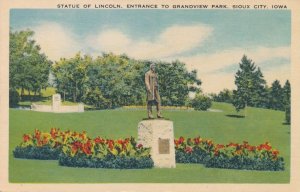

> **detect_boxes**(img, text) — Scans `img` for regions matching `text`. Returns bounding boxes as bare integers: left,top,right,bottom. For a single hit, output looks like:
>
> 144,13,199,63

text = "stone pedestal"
137,119,176,168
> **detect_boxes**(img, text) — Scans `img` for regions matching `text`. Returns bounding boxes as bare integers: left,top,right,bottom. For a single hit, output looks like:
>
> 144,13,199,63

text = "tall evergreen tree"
269,80,284,111
232,55,267,115
283,80,291,123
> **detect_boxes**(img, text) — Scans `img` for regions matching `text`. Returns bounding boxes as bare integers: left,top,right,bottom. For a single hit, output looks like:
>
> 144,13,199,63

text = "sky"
10,9,291,93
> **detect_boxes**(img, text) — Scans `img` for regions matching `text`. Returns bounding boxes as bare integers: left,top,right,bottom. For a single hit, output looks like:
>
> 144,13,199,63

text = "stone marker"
52,94,61,112
137,119,176,168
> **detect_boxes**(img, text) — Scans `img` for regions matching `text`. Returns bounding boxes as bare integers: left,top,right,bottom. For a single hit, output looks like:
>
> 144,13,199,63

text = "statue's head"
150,63,156,71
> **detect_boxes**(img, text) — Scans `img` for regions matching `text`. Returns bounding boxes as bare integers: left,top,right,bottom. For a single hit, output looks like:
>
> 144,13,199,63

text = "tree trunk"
21,87,24,100
244,103,247,117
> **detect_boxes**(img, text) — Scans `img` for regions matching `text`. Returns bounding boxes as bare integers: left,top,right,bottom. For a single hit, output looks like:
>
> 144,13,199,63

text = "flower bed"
13,128,153,169
174,136,284,171
205,141,284,171
175,136,212,164
59,136,153,169
13,128,65,159
14,129,284,171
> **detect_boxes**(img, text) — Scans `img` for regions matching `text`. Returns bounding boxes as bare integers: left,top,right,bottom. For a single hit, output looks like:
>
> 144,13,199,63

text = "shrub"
191,94,212,111
13,145,61,160
59,153,153,169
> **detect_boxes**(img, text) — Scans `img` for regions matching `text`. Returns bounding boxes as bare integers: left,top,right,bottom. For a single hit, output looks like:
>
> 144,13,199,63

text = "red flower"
185,146,193,153
216,144,225,149
106,140,114,150
247,146,256,151
82,142,92,155
72,141,82,150
94,137,105,144
178,136,185,144
193,137,201,145
272,150,279,156
137,144,143,148
258,142,272,151
23,134,31,142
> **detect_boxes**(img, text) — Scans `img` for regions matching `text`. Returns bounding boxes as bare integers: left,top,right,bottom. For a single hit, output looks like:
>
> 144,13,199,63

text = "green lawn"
9,102,290,183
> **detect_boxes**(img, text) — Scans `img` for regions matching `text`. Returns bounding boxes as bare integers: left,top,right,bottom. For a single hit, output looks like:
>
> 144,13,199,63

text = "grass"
9,102,290,183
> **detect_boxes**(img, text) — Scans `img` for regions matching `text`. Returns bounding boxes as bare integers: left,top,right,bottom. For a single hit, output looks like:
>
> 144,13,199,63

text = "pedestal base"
137,119,176,168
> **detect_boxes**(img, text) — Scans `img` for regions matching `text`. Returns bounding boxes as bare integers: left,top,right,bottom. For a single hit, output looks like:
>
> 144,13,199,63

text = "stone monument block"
137,119,176,168
52,94,61,112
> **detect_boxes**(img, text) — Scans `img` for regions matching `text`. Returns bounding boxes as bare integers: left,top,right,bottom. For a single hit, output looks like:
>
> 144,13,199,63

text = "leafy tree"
52,53,89,102
52,52,202,109
232,55,267,116
9,29,52,100
212,89,233,103
156,60,201,106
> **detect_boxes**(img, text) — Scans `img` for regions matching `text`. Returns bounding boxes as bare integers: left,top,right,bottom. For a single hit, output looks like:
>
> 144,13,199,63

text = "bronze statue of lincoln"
145,63,163,119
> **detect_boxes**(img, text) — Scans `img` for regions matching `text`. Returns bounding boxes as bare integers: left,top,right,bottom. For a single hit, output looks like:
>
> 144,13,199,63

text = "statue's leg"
155,90,163,118
147,101,154,119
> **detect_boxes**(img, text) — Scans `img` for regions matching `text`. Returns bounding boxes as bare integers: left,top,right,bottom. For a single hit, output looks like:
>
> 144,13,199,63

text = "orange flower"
50,128,58,139
34,129,41,140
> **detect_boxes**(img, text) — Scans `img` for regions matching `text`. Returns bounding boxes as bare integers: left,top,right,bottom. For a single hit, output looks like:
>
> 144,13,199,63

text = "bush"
191,94,212,111
9,88,20,107
13,145,61,160
59,153,153,169
205,156,284,171
175,148,210,164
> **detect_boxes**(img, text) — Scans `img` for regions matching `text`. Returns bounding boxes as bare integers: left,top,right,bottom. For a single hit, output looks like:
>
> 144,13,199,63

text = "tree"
268,80,284,111
232,55,267,116
9,29,52,99
52,53,89,102
212,89,233,103
156,60,201,106
283,80,291,124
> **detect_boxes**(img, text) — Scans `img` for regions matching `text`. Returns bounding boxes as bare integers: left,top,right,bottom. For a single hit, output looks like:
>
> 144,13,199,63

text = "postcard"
0,0,300,192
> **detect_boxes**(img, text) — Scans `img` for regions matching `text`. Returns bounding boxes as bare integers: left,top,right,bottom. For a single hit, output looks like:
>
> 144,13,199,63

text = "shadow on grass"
282,122,290,125
225,114,245,118
142,117,171,121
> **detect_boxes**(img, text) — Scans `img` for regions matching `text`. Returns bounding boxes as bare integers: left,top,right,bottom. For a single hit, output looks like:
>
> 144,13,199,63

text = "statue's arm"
145,72,151,92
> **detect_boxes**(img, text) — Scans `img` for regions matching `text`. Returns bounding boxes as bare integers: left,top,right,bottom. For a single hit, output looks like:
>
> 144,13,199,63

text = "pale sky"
10,9,291,93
